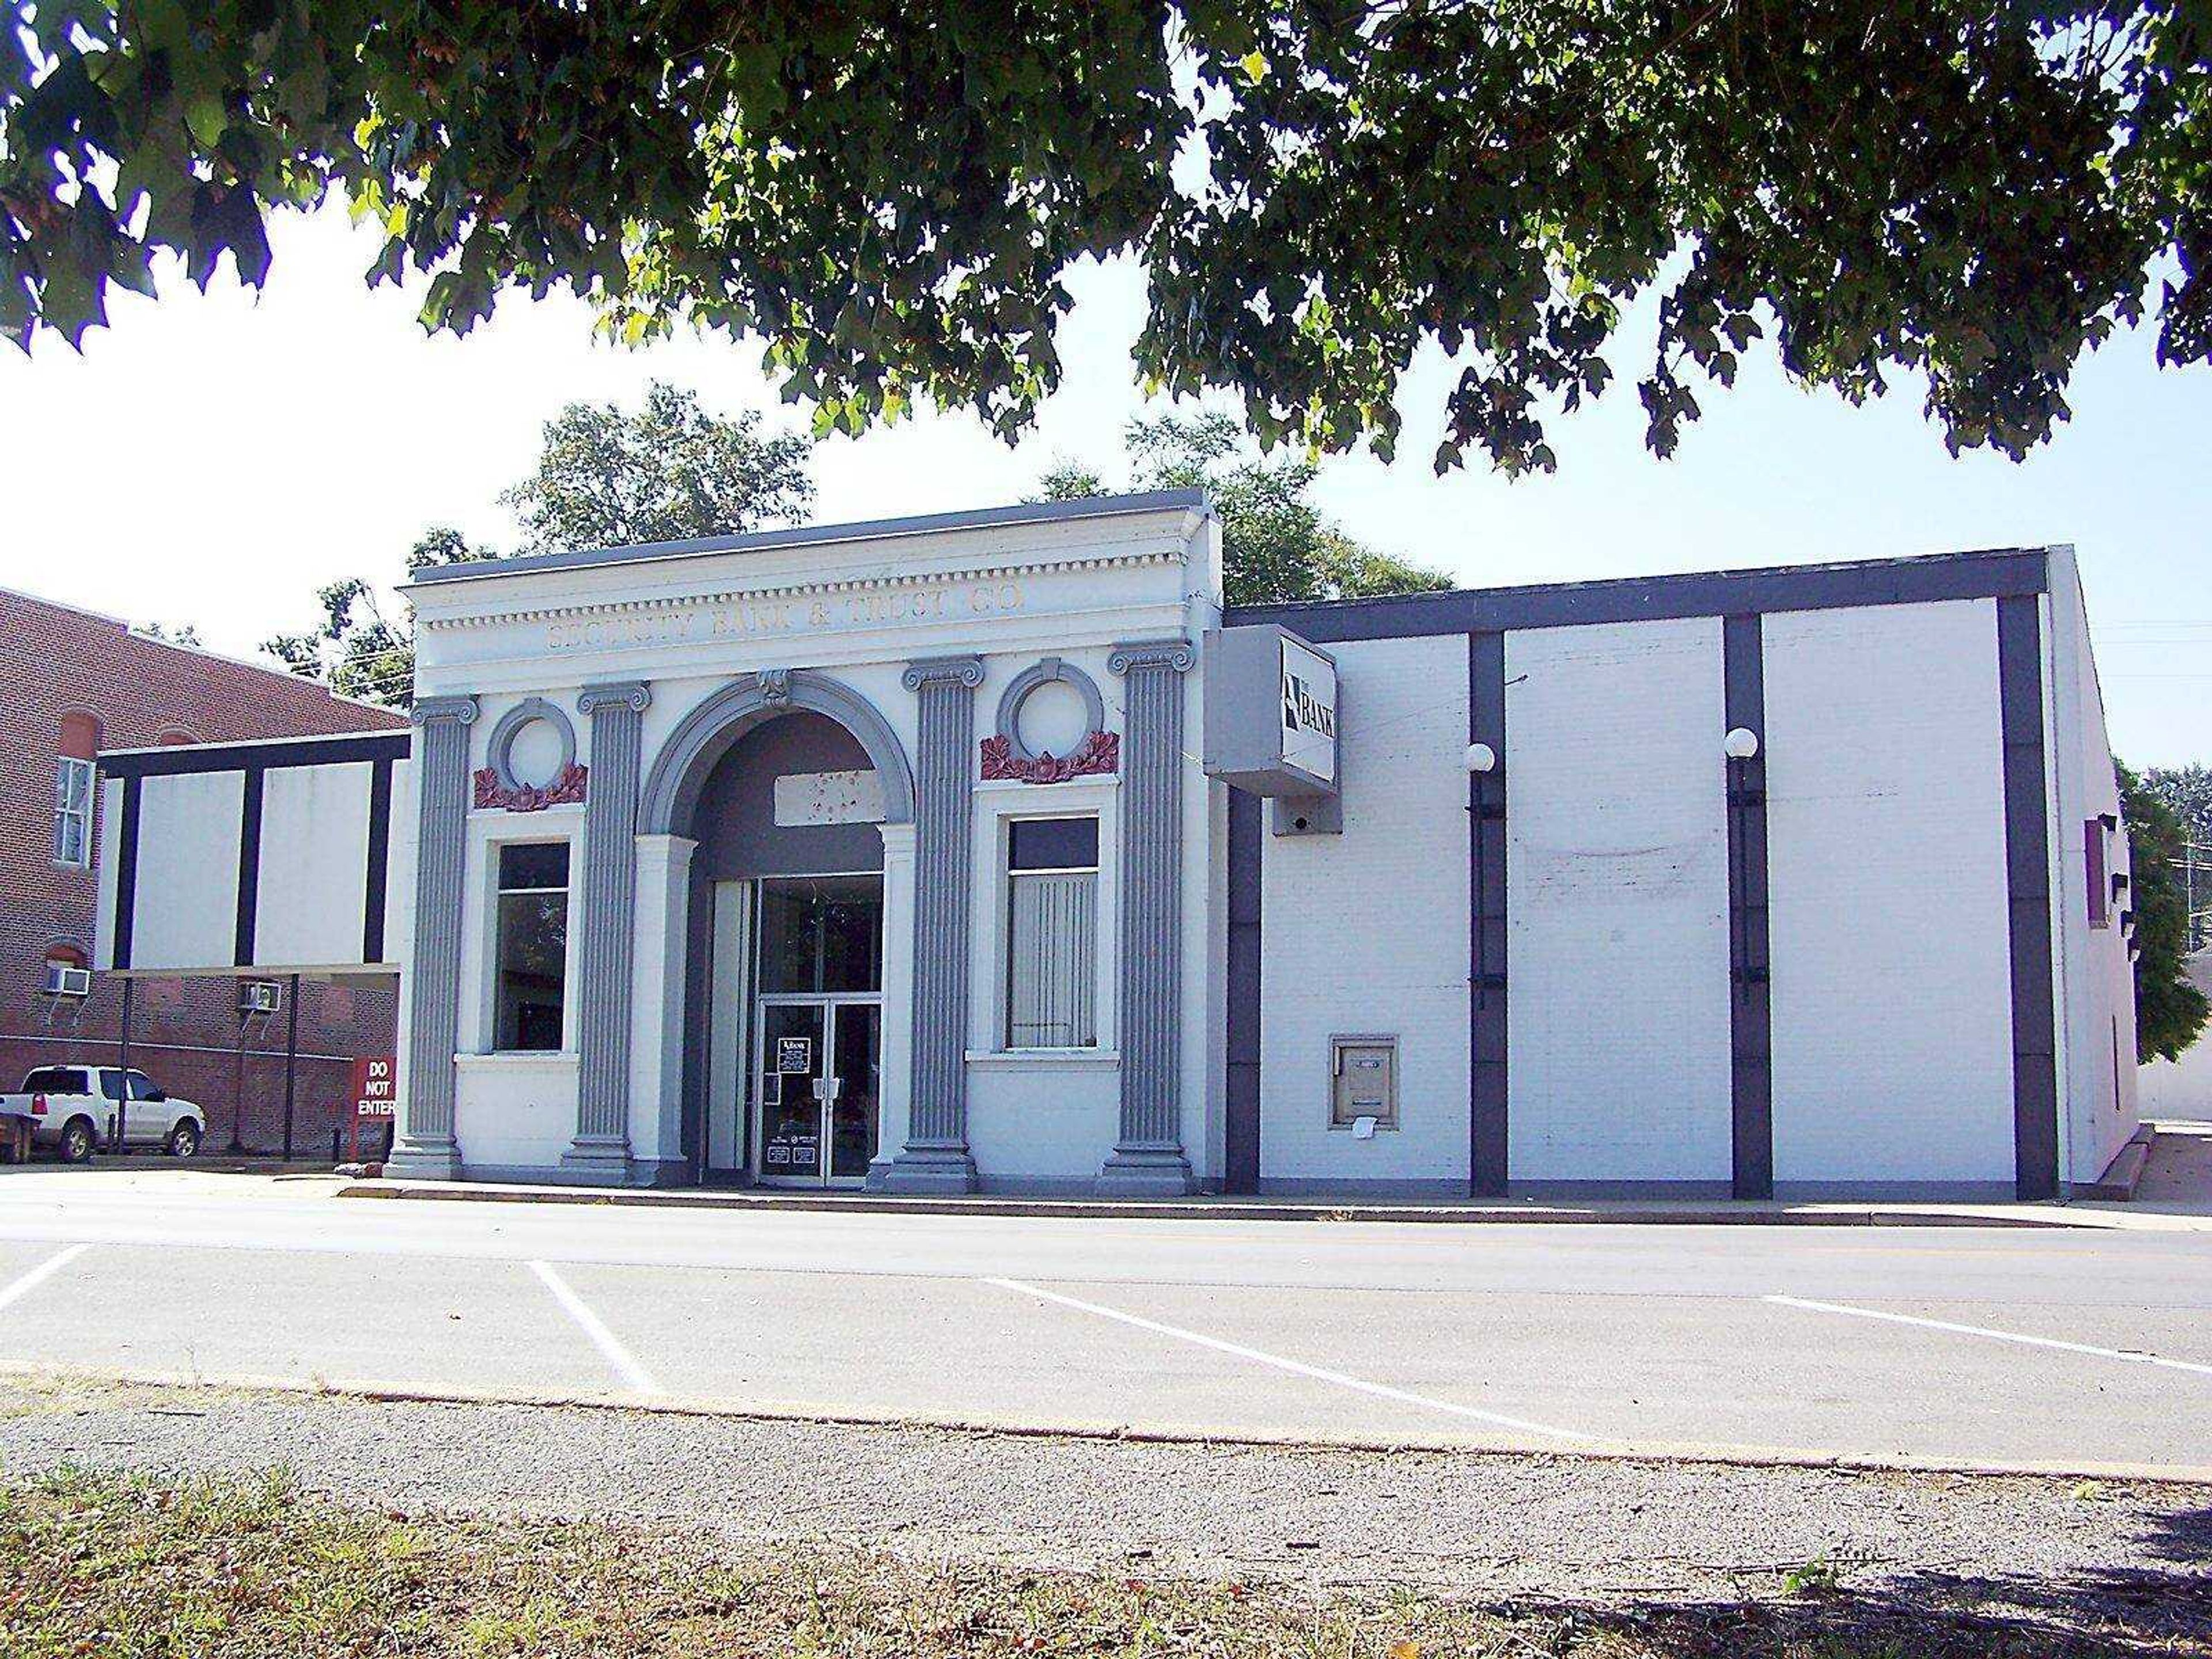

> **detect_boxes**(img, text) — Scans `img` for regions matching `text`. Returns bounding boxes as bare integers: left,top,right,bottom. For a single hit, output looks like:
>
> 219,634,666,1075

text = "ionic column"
881,656,983,1193
1098,639,1196,1195
388,694,478,1181
564,679,652,1179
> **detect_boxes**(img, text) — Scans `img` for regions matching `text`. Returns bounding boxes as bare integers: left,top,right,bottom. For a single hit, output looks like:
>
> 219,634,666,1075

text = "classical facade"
98,491,2142,1198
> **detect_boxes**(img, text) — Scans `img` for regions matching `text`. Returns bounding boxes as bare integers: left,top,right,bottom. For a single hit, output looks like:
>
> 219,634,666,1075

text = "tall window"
53,757,93,867
2085,818,2111,928
495,842,569,1051
1004,816,1099,1049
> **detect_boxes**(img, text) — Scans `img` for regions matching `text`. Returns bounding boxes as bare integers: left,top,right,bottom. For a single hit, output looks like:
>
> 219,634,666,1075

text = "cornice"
416,547,1187,634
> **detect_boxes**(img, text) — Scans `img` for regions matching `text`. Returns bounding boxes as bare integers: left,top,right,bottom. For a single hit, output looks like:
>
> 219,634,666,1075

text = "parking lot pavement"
1,1170,2209,1478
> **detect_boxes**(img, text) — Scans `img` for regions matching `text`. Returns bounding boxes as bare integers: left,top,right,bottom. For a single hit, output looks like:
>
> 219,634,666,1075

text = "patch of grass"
0,1468,2203,1658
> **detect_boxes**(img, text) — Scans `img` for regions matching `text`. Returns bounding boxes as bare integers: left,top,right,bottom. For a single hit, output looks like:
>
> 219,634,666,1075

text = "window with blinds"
1005,815,1099,1049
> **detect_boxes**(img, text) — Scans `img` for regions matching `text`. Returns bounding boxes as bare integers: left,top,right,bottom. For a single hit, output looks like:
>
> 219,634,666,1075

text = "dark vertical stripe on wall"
233,768,264,967
1997,595,2060,1200
1468,631,1510,1196
362,755,394,963
1722,615,1773,1199
112,774,142,971
1224,788,1263,1194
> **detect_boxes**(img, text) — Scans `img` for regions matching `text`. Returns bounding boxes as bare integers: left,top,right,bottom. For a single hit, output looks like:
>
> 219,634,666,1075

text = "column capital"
410,694,480,727
1108,639,1195,677
903,655,985,692
578,679,652,716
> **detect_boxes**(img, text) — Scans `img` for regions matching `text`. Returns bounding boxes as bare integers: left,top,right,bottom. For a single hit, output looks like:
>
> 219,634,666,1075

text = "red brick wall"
0,585,407,1157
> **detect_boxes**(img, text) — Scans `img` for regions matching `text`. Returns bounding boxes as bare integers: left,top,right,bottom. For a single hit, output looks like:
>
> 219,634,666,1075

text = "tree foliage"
2139,763,2212,851
262,527,478,707
501,382,815,555
264,382,813,705
6,5,2207,472
2121,763,2211,1063
1038,411,1450,606
131,620,203,647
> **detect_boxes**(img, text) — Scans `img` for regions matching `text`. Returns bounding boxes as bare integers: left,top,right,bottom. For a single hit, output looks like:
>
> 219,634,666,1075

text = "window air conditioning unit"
240,979,282,1015
42,963,91,998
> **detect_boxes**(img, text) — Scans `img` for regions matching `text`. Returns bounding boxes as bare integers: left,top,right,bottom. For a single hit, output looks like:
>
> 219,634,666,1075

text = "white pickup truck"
0,1065,206,1162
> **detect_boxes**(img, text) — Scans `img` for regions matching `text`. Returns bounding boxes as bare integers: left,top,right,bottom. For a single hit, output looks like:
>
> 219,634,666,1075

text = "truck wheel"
166,1121,201,1158
60,1116,96,1164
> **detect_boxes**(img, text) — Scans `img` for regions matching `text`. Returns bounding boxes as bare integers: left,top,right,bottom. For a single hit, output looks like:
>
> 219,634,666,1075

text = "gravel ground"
2,1373,2206,1610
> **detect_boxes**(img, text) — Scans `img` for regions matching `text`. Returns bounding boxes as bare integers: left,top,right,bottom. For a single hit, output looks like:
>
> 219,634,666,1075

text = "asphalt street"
0,1169,2207,1478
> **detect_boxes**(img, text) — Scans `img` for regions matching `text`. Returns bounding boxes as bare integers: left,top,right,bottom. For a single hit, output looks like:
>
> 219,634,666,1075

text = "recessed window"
495,842,569,1051
1005,816,1099,1049
52,757,93,868
2085,819,2110,928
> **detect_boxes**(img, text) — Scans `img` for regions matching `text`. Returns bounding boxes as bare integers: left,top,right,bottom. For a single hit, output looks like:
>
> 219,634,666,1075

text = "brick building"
0,583,404,1156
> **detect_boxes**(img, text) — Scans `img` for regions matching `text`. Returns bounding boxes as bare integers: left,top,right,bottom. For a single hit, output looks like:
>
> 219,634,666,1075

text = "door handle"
812,1077,841,1102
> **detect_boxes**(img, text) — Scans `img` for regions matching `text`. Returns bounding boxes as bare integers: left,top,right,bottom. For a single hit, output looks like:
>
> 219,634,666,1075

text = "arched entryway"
634,672,917,1187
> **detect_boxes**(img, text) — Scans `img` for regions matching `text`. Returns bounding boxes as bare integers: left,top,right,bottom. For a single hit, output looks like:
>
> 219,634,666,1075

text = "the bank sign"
1203,624,1340,800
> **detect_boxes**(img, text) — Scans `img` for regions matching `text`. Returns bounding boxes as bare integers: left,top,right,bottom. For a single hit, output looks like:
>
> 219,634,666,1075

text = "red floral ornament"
979,730,1119,784
474,762,589,812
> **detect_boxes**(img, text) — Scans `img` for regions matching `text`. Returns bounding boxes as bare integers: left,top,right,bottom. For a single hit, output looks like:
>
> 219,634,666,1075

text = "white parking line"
986,1276,1594,1442
1766,1295,2212,1378
0,1244,90,1317
528,1260,661,1396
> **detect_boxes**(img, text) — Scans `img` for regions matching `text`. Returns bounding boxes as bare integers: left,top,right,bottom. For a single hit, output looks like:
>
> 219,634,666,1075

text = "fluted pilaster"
565,680,652,1176
1098,639,1195,1195
881,655,984,1193
388,694,478,1180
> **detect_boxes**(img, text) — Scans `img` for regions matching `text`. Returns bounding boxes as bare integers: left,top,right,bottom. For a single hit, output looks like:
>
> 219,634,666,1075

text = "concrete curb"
335,1179,2100,1229
2074,1124,2156,1202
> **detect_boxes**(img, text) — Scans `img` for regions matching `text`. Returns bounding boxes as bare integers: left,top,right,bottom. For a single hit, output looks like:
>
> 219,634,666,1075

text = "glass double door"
756,997,880,1184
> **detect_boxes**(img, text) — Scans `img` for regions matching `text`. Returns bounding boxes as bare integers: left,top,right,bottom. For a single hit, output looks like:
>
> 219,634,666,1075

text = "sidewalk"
339,1152,2212,1230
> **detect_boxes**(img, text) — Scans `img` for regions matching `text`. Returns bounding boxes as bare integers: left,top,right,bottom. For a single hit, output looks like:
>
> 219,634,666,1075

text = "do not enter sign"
351,1056,396,1118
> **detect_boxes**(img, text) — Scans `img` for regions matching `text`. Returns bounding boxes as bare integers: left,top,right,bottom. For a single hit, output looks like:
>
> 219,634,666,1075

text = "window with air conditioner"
41,961,90,998
1003,816,1099,1050
52,757,93,868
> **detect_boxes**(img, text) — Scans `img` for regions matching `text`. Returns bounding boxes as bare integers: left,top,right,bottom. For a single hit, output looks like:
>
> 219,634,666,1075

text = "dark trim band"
362,755,395,963
1722,615,1773,1200
1997,594,2060,1200
112,773,141,971
1224,788,1263,1194
233,768,264,968
99,730,410,780
1469,631,1509,1196
1230,547,2051,645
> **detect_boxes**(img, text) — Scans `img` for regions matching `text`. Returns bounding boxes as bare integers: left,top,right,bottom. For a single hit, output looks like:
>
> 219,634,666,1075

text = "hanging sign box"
1201,625,1339,798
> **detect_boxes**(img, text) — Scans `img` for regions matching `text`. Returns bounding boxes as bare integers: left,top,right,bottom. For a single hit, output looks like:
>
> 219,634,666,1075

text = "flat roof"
408,488,1213,589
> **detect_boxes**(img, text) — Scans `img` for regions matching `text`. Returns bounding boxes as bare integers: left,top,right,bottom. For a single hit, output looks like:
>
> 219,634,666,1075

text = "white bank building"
94,490,2141,1199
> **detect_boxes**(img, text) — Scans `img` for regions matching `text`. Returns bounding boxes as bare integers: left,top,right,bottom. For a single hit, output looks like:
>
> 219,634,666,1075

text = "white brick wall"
1764,600,2016,1184
1259,634,1469,1184
2047,553,2139,1188
1504,618,1733,1183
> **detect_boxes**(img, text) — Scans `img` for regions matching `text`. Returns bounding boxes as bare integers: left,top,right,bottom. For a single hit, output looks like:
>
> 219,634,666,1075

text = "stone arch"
639,669,915,836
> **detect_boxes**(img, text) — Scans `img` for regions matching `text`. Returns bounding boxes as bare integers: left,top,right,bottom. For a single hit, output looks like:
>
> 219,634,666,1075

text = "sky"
2,204,2207,766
